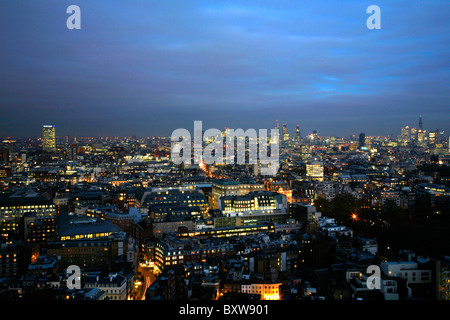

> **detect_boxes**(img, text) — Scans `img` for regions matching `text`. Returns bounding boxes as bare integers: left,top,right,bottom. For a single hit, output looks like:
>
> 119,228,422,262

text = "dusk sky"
1,0,449,138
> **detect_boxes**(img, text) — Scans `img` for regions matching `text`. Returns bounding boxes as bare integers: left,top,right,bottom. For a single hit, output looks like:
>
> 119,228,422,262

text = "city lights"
0,0,448,307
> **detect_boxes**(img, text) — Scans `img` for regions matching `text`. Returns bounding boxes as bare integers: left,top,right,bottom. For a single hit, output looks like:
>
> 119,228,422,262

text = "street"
136,265,156,300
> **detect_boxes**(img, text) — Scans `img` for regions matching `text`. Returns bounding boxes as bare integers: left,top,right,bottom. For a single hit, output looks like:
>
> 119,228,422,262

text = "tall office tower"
295,125,301,143
311,130,318,143
417,115,426,146
359,133,366,149
411,127,417,143
429,131,436,147
275,120,281,141
42,125,56,152
282,123,289,141
435,129,441,144
400,126,411,143
404,126,410,142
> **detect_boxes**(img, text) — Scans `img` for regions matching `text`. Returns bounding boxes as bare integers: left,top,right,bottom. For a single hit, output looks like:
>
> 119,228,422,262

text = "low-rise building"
84,272,128,300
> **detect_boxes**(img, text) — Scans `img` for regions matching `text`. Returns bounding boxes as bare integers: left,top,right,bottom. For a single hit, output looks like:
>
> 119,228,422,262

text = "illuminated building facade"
0,244,21,278
176,223,275,240
218,191,287,213
282,123,289,142
241,282,281,300
22,213,56,244
294,124,301,144
142,188,209,217
42,125,56,152
436,257,450,300
306,161,324,181
0,191,56,241
210,179,264,209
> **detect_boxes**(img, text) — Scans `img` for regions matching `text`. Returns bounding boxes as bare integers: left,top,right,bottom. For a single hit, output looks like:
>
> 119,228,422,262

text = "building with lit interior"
218,191,287,214
241,282,281,300
306,161,324,181
210,179,265,209
0,189,56,242
42,125,56,152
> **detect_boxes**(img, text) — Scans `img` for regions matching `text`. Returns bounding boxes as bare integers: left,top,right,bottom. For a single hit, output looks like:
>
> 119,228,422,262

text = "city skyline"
0,115,443,141
1,1,449,138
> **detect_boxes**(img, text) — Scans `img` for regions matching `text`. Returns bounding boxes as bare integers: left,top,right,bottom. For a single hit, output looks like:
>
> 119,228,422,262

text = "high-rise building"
417,116,427,146
359,133,365,149
282,123,289,141
295,125,301,143
448,136,450,154
42,125,56,152
275,120,280,138
429,131,437,147
410,127,417,143
400,126,411,144
417,130,426,146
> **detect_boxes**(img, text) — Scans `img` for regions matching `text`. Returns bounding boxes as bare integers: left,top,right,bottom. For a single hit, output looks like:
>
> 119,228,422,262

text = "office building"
141,187,209,217
42,125,56,152
218,191,287,213
0,189,56,241
22,213,57,244
282,124,289,142
294,125,301,144
359,133,365,149
306,161,324,181
210,179,265,209
436,257,450,300
47,212,137,271
0,244,21,278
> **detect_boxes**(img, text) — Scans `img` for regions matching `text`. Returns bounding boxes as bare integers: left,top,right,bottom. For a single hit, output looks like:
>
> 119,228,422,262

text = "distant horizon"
0,116,446,141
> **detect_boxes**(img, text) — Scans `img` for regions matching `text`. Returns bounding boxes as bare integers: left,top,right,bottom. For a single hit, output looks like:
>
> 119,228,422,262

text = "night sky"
1,0,449,138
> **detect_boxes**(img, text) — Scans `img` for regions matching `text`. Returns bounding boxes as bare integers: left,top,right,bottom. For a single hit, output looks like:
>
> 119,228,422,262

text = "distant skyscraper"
411,127,417,143
417,115,427,146
282,124,289,141
359,133,365,149
295,125,301,143
429,129,441,147
404,126,410,143
42,125,56,152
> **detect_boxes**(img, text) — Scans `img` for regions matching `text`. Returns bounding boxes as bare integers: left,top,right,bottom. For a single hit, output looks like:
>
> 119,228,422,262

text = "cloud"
0,0,448,137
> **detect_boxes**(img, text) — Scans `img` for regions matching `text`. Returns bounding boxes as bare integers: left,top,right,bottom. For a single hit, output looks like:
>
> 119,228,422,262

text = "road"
137,265,156,300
